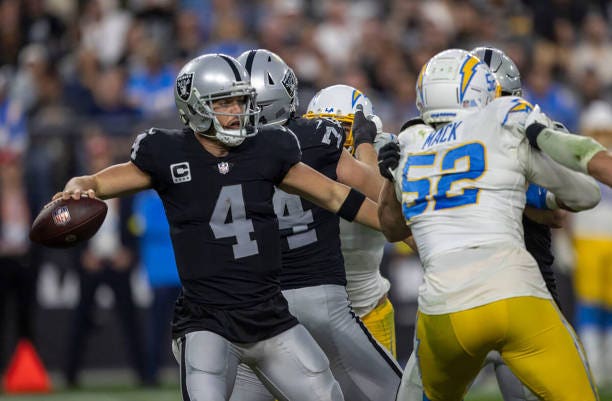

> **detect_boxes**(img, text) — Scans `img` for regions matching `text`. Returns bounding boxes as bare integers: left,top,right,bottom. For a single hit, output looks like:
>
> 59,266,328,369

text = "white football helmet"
304,84,373,152
416,49,500,125
175,54,260,147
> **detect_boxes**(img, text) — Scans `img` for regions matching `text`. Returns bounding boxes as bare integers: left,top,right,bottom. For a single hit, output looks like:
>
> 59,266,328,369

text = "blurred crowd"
1,0,612,390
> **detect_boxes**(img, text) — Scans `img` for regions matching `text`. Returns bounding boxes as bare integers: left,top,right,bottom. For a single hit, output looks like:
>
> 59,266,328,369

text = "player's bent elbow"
566,183,601,211
380,218,411,242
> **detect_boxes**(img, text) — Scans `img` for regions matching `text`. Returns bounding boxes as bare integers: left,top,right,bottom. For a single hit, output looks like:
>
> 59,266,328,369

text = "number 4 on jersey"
210,185,259,259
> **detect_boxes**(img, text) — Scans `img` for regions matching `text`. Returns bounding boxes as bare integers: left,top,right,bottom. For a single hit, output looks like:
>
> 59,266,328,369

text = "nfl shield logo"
52,206,71,226
176,73,194,101
217,162,230,175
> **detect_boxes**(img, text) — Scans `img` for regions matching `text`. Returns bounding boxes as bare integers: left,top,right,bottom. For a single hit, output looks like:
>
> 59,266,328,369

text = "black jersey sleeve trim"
399,117,426,132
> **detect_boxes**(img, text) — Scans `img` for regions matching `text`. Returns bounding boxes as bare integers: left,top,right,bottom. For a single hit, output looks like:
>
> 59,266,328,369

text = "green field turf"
2,387,611,401
1,372,610,401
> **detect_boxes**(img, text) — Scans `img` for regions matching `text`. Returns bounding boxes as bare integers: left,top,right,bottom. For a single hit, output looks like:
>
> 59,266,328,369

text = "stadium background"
0,0,611,399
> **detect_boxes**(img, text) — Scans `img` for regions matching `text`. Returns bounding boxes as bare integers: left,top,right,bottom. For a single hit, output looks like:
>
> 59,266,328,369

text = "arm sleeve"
534,128,606,174
521,140,601,211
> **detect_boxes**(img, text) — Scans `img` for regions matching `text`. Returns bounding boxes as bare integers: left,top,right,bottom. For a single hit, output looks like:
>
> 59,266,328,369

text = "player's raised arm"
278,161,380,231
526,123,612,187
378,179,411,242
56,162,153,201
523,141,600,211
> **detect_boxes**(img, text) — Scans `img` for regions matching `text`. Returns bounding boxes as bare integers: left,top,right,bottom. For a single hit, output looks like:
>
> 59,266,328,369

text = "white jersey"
393,97,600,314
340,219,390,316
341,131,395,317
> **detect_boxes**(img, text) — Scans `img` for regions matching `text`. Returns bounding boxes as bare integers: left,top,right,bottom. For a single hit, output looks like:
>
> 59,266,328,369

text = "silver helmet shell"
174,53,260,147
237,49,298,126
471,46,522,96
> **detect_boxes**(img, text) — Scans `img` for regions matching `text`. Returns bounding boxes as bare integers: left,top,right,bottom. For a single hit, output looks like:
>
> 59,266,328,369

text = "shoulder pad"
399,117,426,132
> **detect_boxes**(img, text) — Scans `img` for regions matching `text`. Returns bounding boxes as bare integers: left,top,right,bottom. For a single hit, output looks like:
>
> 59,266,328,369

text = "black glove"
352,106,377,149
377,141,400,182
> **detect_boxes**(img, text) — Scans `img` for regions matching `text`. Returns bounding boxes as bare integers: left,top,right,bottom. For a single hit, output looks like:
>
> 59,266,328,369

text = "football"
29,196,108,248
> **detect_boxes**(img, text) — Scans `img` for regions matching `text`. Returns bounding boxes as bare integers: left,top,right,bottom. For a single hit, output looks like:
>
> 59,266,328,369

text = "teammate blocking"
229,49,401,401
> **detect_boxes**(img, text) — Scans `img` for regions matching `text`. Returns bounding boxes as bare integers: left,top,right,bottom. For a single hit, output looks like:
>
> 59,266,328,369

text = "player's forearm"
378,181,411,242
528,125,606,174
352,197,381,231
354,143,378,167
587,150,612,188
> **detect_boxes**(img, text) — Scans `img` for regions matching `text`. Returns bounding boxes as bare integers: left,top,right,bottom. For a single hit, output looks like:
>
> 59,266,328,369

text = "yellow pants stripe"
360,297,397,358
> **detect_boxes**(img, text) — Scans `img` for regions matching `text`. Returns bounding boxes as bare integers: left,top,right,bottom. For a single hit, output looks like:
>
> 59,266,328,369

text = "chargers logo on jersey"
502,98,534,126
459,56,480,101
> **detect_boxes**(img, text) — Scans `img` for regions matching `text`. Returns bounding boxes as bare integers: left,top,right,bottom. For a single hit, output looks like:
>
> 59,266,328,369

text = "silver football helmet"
174,54,260,147
416,49,500,125
237,49,298,126
304,84,373,153
471,46,522,96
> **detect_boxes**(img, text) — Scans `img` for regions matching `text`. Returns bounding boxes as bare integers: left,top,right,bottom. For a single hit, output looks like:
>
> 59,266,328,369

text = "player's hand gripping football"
48,189,96,207
377,141,400,182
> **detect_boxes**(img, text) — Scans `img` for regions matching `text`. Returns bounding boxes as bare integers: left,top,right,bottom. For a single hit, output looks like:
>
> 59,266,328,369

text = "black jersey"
130,126,301,342
275,117,347,290
523,215,559,305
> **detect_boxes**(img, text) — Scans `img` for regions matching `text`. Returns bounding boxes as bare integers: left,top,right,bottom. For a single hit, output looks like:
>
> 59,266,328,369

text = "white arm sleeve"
520,139,601,211
535,128,606,174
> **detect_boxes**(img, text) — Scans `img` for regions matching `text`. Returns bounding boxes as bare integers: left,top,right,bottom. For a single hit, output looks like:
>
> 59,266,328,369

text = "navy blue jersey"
130,127,300,341
523,215,558,305
275,117,347,289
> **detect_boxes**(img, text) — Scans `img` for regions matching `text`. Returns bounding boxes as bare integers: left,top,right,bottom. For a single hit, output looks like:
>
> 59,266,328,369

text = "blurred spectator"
570,12,612,87
125,39,175,117
64,132,148,387
313,0,362,69
0,67,27,155
132,190,181,386
0,152,34,372
570,100,612,388
523,63,580,132
79,0,132,68
91,66,141,136
0,0,23,66
20,0,67,60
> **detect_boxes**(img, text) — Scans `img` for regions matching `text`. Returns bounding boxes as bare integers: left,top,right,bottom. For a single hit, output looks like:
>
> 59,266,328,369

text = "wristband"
337,188,366,221
526,123,547,149
525,184,548,210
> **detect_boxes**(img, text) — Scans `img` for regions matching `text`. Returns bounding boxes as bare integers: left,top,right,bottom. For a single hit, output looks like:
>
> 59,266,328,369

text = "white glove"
367,114,383,134
524,105,552,130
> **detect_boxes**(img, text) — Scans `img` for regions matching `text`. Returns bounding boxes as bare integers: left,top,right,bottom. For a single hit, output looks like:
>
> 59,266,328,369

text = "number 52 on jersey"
400,142,486,219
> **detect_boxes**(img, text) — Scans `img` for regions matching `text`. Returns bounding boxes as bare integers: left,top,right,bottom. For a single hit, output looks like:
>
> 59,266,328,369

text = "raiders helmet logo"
176,73,194,101
282,70,297,98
